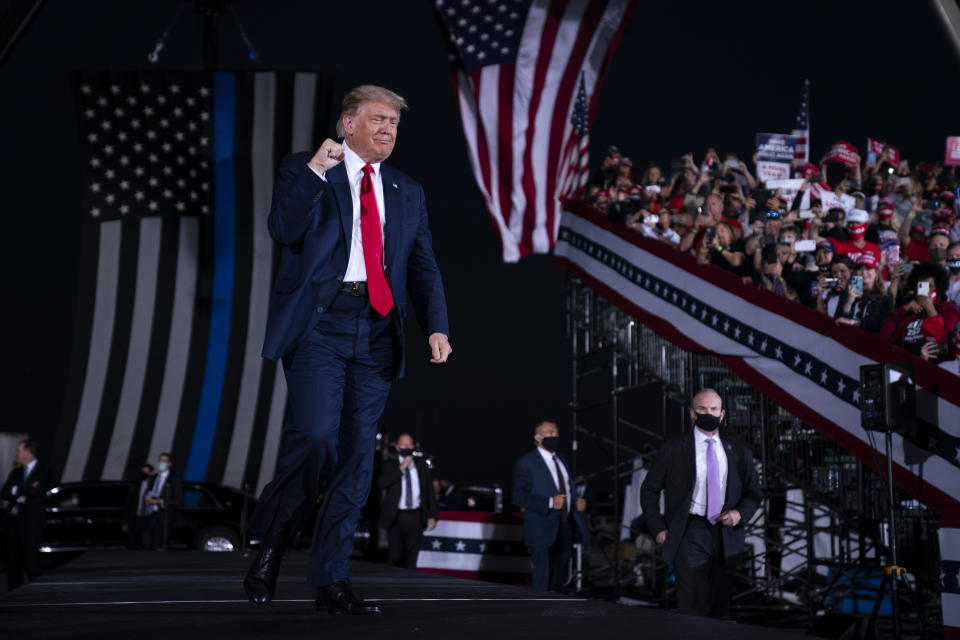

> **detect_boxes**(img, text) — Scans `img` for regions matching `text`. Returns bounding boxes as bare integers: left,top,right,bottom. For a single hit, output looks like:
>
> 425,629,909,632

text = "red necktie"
360,164,394,316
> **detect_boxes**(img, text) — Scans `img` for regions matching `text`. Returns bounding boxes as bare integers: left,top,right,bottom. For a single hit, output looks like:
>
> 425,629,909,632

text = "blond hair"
335,84,409,138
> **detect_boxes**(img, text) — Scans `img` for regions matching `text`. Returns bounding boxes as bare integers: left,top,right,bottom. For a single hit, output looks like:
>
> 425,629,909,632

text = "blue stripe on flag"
185,72,236,481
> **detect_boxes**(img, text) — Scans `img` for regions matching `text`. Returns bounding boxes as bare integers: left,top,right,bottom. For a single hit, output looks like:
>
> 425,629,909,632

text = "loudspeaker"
859,363,916,433
806,612,862,639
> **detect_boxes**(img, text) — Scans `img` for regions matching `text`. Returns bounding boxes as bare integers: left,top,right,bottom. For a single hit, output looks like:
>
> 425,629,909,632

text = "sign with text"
945,136,960,166
822,141,859,166
756,161,791,183
766,178,804,209
756,133,797,163
867,138,900,166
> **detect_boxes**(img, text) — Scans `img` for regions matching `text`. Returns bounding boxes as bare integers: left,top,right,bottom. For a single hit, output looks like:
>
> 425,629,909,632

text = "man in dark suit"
244,84,451,615
1,440,51,590
122,462,154,549
512,420,589,592
141,452,182,550
378,434,438,569
640,389,762,618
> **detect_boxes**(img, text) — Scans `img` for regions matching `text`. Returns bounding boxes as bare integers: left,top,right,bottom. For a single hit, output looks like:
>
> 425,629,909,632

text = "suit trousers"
387,510,424,569
249,292,394,587
674,516,734,618
4,514,42,590
529,516,573,591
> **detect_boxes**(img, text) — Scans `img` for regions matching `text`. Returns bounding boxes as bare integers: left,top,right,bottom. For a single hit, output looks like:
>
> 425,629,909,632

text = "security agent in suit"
141,452,183,550
512,420,590,592
0,440,51,590
122,462,154,549
378,434,438,569
640,389,762,618
244,85,451,615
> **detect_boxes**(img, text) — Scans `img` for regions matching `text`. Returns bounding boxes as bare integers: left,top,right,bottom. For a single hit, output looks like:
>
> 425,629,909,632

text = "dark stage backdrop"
2,1,957,494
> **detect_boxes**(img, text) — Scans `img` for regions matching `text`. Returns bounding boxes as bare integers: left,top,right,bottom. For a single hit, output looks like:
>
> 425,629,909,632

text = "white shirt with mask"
537,446,572,512
308,141,387,282
689,426,728,517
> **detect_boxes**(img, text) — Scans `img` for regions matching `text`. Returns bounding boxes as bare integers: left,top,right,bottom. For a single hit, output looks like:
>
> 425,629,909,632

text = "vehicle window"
47,485,129,509
183,488,218,509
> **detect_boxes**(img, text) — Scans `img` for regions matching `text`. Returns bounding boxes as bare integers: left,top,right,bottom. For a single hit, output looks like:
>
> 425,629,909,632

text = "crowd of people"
585,145,960,368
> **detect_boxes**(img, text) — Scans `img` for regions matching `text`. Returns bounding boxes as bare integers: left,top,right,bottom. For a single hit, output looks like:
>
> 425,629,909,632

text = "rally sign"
867,138,899,165
822,141,859,167
766,178,804,209
945,136,960,166
756,133,797,163
756,161,790,183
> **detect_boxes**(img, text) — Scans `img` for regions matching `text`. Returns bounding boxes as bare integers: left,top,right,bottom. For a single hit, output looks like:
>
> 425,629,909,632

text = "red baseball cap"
855,253,878,268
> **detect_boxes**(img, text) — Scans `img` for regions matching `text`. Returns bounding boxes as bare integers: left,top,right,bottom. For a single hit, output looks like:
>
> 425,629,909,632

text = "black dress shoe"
243,544,284,605
315,580,381,615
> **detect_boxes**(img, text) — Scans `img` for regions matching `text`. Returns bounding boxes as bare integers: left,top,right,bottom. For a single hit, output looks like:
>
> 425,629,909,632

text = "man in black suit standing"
641,389,762,618
1,440,51,590
122,462,154,549
378,434,438,569
141,452,182,550
513,420,589,592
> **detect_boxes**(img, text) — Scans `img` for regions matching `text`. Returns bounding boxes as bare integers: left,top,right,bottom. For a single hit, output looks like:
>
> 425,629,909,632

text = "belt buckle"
350,282,360,296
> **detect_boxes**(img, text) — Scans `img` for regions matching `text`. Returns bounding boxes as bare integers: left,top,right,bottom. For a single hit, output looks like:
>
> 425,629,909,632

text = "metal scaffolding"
565,277,942,637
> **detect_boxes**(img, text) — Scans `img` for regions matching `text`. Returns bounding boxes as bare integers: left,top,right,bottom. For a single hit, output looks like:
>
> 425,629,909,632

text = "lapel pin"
392,183,398,189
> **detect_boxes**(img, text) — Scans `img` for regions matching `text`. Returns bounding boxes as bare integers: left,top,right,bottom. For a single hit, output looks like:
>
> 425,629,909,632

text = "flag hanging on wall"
52,69,336,493
435,0,637,262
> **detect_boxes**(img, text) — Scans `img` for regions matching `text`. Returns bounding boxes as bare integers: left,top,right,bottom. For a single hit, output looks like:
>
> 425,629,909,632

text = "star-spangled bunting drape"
435,0,637,262
54,69,336,492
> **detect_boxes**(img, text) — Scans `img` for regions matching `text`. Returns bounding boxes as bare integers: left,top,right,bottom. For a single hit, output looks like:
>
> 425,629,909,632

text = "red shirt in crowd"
827,237,882,266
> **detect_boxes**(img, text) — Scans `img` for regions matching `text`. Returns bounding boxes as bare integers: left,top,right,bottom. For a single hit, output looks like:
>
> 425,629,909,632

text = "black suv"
41,480,255,553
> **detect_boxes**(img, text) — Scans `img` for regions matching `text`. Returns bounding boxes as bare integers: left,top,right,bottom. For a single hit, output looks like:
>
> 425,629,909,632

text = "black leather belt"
339,281,368,297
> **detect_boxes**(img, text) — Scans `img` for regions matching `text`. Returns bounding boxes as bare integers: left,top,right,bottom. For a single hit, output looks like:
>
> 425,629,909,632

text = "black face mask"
397,448,414,458
540,436,560,453
948,259,960,275
929,247,948,263
694,412,722,432
141,472,151,480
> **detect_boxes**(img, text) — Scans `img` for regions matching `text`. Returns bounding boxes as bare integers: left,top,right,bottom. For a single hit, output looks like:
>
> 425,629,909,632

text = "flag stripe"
101,217,163,479
518,0,566,258
256,372,287,494
149,216,200,463
496,64,515,244
205,73,256,483
124,216,181,476
543,0,608,249
82,218,141,480
184,72,237,481
221,71,276,490
61,221,121,482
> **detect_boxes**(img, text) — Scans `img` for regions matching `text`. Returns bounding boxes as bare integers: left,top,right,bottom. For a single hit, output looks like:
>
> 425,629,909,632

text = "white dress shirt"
689,427,728,516
308,141,387,282
397,456,421,510
11,459,37,515
537,446,571,511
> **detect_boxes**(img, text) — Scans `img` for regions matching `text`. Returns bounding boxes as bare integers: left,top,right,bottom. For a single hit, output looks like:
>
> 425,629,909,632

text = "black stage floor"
0,551,803,639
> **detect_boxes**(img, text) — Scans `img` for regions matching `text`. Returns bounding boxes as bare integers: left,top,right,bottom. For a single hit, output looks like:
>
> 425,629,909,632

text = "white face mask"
156,461,169,473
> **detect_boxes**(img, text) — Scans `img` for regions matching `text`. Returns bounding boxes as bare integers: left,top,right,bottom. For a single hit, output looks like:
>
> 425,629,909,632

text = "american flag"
791,79,810,164
435,0,637,262
556,72,589,201
54,69,336,492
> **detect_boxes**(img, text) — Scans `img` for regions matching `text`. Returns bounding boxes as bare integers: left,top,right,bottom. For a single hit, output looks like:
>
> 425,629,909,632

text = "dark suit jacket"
150,473,184,527
261,153,450,378
0,462,51,531
378,456,438,529
640,430,762,564
512,449,590,547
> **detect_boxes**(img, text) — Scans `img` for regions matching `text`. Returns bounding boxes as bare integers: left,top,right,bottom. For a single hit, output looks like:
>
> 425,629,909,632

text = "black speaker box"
859,363,916,433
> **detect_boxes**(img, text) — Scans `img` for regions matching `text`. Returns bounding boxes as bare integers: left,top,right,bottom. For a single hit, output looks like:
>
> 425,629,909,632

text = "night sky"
2,1,957,490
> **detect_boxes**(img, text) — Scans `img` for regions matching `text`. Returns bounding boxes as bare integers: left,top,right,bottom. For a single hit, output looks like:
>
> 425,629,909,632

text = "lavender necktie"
706,438,722,524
